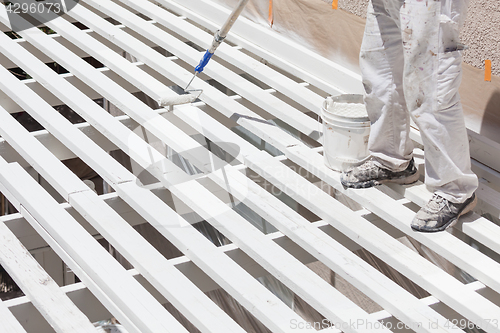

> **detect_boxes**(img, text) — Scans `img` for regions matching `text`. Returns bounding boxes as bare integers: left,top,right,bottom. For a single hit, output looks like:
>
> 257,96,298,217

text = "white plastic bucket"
321,94,371,172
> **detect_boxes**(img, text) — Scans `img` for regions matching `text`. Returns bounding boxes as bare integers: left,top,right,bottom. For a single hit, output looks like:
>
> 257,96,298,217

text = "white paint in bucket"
321,94,370,172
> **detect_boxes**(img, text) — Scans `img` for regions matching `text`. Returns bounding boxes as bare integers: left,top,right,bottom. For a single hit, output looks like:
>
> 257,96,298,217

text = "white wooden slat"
286,147,500,295
0,299,27,333
168,89,500,332
64,0,322,141
1,29,130,68
5,284,111,333
18,204,141,333
9,3,500,324
4,11,392,328
172,106,466,332
0,220,97,333
114,182,308,333
0,108,89,199
0,163,189,333
168,181,391,332
0,62,155,114
0,28,308,333
159,0,361,95
75,0,500,312
0,106,246,333
117,0,325,115
4,213,369,328
130,15,500,312
204,171,461,332
244,150,500,333
0,105,171,166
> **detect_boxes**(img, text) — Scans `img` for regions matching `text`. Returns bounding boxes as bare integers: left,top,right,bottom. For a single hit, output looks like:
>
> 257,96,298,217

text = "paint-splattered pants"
360,0,478,203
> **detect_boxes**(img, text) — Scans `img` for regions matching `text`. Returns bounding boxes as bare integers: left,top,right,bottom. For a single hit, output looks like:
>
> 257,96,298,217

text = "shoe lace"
357,160,377,171
427,194,447,211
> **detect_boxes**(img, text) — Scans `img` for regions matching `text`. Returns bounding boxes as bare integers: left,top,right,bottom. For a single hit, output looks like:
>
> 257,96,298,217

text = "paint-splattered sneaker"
411,193,477,232
340,158,419,189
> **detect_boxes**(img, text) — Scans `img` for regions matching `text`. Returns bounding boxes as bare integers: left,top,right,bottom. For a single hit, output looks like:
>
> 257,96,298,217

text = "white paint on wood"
0,221,97,333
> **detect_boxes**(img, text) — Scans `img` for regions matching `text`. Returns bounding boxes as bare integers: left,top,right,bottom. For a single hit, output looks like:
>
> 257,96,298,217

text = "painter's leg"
340,0,419,189
401,0,477,204
360,0,413,171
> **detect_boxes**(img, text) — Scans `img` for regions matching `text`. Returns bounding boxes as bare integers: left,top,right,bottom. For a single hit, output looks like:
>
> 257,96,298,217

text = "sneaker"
411,193,477,232
340,158,419,189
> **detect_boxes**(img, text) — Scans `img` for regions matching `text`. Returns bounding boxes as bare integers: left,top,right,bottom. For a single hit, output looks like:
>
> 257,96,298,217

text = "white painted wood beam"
0,105,247,333
9,3,498,326
245,150,500,333
0,29,129,68
54,0,320,141
161,72,500,333
169,106,466,332
0,220,97,333
0,24,307,333
117,0,325,115
0,162,188,333
0,9,380,326
0,8,392,329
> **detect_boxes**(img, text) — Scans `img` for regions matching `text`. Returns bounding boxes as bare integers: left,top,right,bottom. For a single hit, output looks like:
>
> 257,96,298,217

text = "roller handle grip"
195,50,214,74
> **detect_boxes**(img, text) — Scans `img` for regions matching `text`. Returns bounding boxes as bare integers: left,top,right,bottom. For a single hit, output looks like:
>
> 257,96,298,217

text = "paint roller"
160,0,251,108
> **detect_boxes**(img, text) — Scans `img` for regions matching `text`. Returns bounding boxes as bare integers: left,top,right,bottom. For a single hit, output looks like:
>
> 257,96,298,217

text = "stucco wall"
329,0,500,75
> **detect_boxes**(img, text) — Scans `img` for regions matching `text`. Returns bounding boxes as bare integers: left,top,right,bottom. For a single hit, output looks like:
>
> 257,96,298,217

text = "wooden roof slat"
117,0,325,115
0,162,189,333
64,0,322,142
0,106,246,333
1,0,500,332
174,105,470,333
1,7,391,330
0,218,98,333
0,18,308,333
245,151,500,333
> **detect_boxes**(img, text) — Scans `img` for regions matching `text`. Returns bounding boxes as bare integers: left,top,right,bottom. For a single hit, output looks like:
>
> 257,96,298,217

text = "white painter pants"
360,0,478,203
